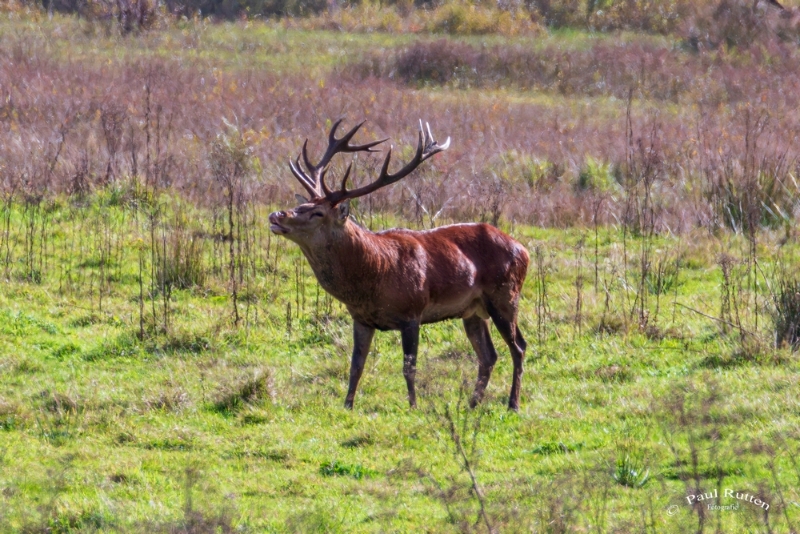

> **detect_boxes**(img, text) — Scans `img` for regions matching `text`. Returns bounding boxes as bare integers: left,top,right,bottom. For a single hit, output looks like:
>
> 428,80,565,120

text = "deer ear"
295,194,309,204
337,200,350,220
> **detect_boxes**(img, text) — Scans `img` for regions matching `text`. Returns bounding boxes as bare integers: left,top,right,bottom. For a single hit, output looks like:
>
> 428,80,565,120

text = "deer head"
268,119,450,243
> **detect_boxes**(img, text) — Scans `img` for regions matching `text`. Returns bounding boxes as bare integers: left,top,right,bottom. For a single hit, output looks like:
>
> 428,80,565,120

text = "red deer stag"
269,120,529,410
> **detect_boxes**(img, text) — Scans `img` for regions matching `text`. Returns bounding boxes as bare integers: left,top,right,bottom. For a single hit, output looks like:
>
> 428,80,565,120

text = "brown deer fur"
269,120,529,410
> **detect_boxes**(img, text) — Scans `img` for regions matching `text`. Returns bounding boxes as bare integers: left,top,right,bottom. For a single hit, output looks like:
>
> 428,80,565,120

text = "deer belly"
421,293,487,324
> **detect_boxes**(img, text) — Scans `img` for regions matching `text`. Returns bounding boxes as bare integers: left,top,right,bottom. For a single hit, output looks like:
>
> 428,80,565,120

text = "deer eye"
310,212,324,219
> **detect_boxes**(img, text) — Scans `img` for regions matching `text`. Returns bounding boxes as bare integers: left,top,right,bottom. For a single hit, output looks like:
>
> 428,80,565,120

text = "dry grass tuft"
145,388,192,412
212,369,274,414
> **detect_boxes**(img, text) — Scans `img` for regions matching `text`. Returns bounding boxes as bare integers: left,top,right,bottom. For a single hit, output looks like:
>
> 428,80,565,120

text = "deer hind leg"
485,295,527,412
400,321,420,408
345,321,375,409
463,315,499,408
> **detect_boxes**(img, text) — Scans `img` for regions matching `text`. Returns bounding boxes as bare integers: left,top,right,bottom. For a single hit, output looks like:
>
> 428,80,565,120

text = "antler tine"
378,145,395,181
331,119,384,150
319,167,333,196
289,156,320,198
329,120,450,205
340,163,353,192
301,139,316,179
422,120,451,153
338,120,388,153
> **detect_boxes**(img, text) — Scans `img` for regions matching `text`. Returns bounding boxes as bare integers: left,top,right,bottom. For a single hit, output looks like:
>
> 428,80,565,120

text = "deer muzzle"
269,211,290,235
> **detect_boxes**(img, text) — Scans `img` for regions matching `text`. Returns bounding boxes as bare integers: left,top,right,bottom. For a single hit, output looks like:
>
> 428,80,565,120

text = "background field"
1,3,800,533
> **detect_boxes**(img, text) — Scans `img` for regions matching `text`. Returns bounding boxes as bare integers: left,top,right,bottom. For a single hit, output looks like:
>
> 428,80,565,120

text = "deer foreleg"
344,321,375,409
400,321,420,408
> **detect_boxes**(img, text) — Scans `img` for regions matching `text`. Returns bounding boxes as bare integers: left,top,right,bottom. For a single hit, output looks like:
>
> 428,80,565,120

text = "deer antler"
327,121,450,205
289,120,450,203
288,119,387,199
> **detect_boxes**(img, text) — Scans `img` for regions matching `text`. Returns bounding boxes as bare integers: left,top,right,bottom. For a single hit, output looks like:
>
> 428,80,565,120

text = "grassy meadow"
1,5,800,533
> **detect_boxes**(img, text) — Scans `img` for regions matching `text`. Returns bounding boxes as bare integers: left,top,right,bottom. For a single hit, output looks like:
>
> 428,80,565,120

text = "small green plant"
0,310,59,337
83,332,140,361
51,342,81,359
529,441,583,455
319,460,375,479
645,254,681,295
0,400,22,431
610,438,650,488
612,453,650,488
35,392,82,446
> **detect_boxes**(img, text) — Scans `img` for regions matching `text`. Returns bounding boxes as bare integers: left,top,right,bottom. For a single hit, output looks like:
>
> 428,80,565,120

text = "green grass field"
1,194,799,532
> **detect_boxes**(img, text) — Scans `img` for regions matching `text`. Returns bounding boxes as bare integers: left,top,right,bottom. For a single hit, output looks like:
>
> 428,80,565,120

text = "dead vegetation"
2,28,799,234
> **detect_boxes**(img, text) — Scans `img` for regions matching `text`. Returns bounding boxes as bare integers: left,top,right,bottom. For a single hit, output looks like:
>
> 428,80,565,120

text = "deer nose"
269,211,286,223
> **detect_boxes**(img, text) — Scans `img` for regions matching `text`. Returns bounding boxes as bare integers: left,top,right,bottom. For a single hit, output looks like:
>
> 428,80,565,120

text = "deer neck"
297,219,384,304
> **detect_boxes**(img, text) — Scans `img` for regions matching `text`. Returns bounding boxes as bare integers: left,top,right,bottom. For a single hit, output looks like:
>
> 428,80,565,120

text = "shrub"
316,3,405,33
586,0,691,33
157,219,207,291
772,272,800,350
44,0,159,33
164,0,327,18
577,156,619,193
284,0,542,34
527,0,584,28
491,151,559,190
685,0,800,49
353,39,697,101
706,157,798,233
426,1,536,35
112,0,158,34
393,39,480,86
